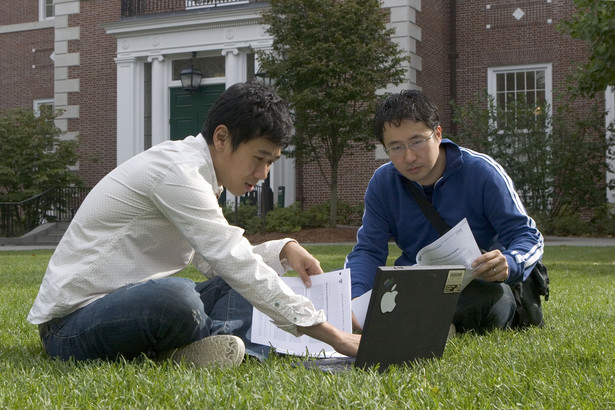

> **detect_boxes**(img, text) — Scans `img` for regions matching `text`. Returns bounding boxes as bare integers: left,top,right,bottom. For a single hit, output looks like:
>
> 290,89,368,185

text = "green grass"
1,245,614,408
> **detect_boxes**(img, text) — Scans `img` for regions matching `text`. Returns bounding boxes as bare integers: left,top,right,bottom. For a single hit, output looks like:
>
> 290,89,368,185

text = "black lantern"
180,52,203,91
254,69,271,86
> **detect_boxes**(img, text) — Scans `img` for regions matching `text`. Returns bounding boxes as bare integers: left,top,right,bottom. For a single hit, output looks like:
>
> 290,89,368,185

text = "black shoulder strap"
402,178,451,237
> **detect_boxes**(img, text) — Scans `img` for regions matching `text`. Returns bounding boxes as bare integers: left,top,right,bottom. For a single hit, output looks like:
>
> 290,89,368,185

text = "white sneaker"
164,335,245,368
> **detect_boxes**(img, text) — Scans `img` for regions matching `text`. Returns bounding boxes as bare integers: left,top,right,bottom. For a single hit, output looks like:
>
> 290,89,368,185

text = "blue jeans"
453,279,516,333
38,276,270,361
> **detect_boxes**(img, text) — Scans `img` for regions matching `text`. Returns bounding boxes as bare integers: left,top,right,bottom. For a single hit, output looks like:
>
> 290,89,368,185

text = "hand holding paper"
415,218,481,290
251,268,352,357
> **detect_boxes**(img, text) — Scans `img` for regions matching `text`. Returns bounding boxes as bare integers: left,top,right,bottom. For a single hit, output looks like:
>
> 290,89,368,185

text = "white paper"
250,268,352,357
415,218,481,290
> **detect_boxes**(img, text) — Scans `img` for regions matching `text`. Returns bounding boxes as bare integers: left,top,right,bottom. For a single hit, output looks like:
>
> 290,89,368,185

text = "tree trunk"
329,163,338,228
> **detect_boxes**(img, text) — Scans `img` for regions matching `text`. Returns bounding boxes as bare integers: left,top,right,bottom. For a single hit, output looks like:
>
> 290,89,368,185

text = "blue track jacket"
345,139,544,299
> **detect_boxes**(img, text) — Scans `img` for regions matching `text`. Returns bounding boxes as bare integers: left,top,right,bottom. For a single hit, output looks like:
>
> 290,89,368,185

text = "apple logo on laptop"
380,284,398,314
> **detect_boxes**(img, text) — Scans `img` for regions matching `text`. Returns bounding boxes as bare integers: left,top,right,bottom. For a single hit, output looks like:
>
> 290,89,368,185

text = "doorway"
169,84,225,141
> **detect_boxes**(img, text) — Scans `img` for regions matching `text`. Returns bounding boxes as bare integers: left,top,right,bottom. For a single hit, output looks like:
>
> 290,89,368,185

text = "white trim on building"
374,0,420,161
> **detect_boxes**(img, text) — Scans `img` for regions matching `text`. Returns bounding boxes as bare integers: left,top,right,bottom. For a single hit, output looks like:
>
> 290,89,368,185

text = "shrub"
224,200,364,234
222,204,261,234
265,203,303,233
302,201,363,228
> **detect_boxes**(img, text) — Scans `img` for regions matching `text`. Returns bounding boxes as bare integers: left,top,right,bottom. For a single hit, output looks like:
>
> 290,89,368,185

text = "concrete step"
0,221,69,246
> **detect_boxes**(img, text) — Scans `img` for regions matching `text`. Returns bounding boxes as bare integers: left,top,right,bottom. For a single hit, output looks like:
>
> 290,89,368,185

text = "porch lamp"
254,69,271,86
180,52,203,91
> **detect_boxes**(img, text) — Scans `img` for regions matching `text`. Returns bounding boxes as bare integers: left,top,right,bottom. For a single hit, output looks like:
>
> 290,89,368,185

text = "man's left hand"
280,241,324,287
471,249,509,282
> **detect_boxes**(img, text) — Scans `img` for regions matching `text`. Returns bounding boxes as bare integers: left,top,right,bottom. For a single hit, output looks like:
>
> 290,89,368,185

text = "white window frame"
39,0,55,21
488,63,553,129
33,98,54,117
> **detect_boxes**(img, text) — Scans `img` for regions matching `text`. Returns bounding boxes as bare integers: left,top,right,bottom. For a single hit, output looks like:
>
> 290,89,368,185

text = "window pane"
536,90,545,104
516,72,525,91
46,0,54,17
506,72,515,91
526,71,535,91
536,70,545,90
497,73,505,92
497,92,506,110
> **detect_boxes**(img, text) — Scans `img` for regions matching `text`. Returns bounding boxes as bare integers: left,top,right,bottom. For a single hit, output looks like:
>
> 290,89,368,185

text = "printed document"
416,217,481,290
251,268,352,357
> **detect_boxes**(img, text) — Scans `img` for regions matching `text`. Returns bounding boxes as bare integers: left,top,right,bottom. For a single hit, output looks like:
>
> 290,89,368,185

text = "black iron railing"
121,0,254,17
0,187,91,237
240,185,274,217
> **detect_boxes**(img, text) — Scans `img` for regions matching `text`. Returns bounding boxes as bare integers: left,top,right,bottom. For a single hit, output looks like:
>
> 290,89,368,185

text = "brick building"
1,0,613,215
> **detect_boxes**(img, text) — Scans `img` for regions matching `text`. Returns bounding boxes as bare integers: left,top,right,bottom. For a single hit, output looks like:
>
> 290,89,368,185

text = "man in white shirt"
28,82,360,367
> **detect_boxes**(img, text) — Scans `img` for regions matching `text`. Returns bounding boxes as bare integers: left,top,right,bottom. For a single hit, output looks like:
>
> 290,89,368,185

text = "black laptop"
297,265,465,372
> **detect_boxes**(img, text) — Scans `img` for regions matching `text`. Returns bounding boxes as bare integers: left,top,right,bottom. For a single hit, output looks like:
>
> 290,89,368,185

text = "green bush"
592,204,615,236
302,202,330,228
265,203,303,233
539,204,615,237
224,200,364,234
222,204,261,234
542,213,591,236
303,201,363,228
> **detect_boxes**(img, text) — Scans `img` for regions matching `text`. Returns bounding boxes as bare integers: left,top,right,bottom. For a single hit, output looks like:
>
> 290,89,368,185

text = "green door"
169,84,225,141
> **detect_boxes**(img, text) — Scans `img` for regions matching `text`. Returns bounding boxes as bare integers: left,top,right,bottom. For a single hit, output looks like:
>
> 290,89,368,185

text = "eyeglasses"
383,129,436,157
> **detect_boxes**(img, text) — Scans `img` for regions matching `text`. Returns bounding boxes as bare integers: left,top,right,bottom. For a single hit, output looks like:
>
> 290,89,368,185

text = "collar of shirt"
192,133,224,198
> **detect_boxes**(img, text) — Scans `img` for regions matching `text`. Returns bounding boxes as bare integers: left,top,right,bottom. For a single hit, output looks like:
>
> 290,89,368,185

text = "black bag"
402,177,550,329
509,261,550,328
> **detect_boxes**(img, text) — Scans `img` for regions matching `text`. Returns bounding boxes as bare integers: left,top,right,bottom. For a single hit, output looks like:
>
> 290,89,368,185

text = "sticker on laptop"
443,269,465,293
380,280,398,314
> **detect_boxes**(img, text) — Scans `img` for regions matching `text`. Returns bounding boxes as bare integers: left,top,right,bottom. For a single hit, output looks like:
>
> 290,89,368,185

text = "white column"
223,48,247,207
222,48,245,88
270,155,296,207
149,55,168,147
115,56,144,165
253,52,296,207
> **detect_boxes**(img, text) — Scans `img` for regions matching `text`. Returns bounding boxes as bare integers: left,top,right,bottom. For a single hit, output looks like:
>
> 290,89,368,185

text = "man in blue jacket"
345,90,544,333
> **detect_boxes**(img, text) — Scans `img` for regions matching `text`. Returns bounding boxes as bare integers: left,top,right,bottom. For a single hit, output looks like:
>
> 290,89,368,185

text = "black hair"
202,81,294,150
373,89,440,143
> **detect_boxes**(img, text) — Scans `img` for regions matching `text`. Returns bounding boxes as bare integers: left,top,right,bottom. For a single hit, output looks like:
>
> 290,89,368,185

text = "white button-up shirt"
27,135,325,336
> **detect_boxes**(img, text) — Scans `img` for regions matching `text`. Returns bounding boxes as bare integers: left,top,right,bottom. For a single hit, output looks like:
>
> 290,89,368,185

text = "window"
33,99,54,117
39,0,55,20
488,64,552,129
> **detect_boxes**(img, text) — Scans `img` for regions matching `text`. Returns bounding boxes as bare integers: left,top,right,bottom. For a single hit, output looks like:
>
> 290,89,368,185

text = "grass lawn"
0,245,614,408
